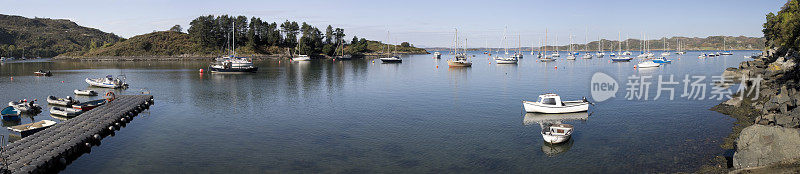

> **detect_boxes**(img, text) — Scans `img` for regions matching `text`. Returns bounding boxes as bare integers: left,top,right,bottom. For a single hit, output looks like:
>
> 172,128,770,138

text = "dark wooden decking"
1,95,153,173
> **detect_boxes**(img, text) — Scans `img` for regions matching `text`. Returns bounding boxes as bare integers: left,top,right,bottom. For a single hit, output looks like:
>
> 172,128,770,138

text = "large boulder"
733,125,800,169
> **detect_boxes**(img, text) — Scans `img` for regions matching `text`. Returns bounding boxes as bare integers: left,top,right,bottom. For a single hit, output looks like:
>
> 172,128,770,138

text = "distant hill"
0,14,121,57
78,31,209,57
426,36,766,52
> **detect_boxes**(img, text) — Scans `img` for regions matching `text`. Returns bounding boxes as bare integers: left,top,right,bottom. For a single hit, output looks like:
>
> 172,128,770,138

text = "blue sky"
0,0,786,47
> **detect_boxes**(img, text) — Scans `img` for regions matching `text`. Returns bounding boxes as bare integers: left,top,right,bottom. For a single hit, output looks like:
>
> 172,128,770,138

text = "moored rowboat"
8,120,56,138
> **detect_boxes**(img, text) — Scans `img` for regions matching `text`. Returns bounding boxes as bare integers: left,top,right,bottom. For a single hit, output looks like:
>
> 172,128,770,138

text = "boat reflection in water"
541,138,574,157
523,112,590,157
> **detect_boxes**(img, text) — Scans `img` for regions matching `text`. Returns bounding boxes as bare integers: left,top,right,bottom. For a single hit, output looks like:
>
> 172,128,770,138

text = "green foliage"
60,14,426,57
82,31,206,56
0,14,121,57
400,42,411,47
169,25,182,33
763,0,800,54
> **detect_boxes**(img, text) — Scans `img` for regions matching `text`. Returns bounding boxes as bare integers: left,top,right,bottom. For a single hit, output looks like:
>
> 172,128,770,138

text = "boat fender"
120,118,126,123
108,126,115,131
85,142,92,148
114,123,121,129
105,92,116,101
93,134,102,141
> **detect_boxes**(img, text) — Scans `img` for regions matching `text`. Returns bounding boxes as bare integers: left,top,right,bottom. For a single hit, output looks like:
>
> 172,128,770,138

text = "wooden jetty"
0,95,154,173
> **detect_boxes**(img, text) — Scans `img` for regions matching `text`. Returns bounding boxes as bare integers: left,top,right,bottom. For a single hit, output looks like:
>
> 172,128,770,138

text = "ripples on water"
0,50,754,173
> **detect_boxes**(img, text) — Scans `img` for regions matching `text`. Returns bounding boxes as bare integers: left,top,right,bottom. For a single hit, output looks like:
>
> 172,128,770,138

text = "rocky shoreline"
702,47,800,173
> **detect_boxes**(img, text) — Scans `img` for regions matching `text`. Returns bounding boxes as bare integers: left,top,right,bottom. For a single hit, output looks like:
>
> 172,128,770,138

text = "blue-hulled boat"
2,106,21,121
652,57,672,64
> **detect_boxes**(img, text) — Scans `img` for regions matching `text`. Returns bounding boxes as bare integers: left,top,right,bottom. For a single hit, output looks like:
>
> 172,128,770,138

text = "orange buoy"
554,66,557,69
436,65,438,68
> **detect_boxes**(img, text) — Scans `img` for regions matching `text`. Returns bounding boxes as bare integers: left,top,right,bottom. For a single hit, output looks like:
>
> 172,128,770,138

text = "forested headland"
0,14,122,58
0,14,427,59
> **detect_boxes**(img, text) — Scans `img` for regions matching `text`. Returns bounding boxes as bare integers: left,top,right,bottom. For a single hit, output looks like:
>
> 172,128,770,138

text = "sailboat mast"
233,21,235,56
544,28,548,56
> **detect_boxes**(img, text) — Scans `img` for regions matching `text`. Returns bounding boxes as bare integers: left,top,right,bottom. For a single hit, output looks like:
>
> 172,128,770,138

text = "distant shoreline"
52,53,428,61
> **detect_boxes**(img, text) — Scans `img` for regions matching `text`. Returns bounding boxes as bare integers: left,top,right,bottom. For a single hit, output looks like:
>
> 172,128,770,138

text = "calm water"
0,50,753,173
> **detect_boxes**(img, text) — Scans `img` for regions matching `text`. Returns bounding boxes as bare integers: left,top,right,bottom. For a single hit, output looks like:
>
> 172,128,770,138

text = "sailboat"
539,29,555,62
551,33,560,57
622,34,632,55
612,32,633,62
379,31,402,63
566,35,576,60
675,37,686,55
595,36,605,58
447,29,472,67
721,37,733,55
511,35,524,59
291,39,311,61
581,28,592,59
495,27,519,64
210,21,259,73
660,37,671,56
335,38,352,60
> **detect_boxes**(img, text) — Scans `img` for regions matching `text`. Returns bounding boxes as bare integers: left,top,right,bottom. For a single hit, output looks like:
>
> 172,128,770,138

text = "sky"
0,0,787,48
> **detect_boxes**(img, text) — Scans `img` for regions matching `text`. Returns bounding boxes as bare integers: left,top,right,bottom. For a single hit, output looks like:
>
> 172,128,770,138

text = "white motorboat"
541,123,574,144
523,94,590,114
50,106,83,117
661,52,671,56
74,89,98,96
566,55,576,60
433,52,441,59
551,52,560,57
636,60,660,68
86,75,127,88
581,54,592,59
291,55,311,61
47,96,79,106
8,100,41,113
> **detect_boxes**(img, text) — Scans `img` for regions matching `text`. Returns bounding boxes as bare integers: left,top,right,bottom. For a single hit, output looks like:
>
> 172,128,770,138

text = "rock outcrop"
710,47,800,171
732,125,800,169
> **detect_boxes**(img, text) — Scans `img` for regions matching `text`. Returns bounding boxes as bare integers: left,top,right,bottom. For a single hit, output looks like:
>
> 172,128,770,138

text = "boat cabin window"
541,98,557,105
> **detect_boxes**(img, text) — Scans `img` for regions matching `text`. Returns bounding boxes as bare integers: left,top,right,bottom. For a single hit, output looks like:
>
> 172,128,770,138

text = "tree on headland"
400,42,411,47
763,0,800,57
169,25,182,33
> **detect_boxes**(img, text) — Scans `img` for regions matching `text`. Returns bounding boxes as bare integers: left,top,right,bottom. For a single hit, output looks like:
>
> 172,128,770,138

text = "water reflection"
541,138,574,157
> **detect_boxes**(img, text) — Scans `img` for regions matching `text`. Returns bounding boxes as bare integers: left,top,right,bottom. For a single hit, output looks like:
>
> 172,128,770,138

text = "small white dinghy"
8,100,41,113
86,75,128,88
74,89,98,96
47,96,79,106
8,120,56,138
523,94,590,114
541,123,573,144
50,106,84,117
